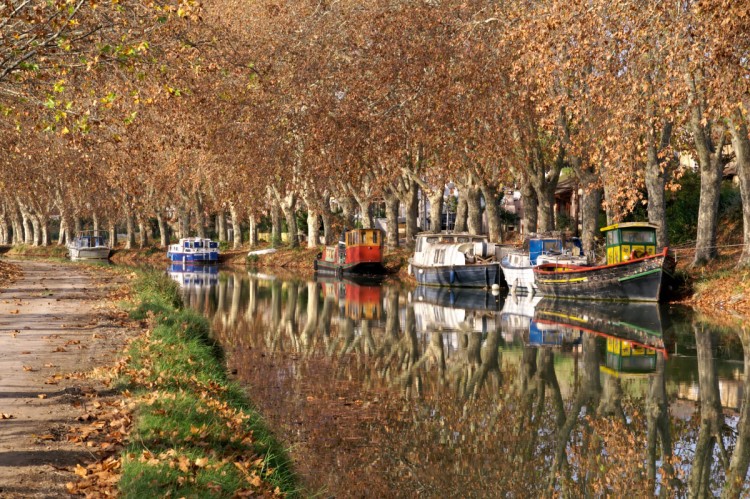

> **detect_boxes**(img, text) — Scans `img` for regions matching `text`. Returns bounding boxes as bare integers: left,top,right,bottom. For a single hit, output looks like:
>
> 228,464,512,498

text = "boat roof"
600,222,658,232
417,232,488,239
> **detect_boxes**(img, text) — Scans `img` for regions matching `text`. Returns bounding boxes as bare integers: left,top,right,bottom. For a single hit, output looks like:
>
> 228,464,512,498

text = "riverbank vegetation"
69,271,297,496
2,0,750,268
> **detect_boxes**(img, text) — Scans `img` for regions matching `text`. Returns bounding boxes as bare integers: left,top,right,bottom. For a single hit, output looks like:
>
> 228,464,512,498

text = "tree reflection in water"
169,269,750,497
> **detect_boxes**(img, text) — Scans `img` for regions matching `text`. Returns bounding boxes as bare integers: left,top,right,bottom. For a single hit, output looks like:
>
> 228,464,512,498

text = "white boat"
500,235,587,293
409,233,505,288
167,237,219,262
67,230,110,261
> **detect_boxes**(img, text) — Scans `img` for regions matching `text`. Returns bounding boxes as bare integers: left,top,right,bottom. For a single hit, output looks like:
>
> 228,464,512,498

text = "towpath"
0,260,133,498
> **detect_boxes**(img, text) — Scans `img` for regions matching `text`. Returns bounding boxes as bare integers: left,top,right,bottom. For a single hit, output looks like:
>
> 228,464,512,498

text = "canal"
168,264,749,497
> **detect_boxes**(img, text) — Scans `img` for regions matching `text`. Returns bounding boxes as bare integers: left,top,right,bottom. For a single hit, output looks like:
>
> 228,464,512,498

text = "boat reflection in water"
411,286,503,355
317,276,383,321
167,263,219,288
533,299,670,375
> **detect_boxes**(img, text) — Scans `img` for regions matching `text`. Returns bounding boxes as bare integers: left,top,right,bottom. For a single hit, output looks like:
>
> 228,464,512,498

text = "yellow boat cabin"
601,222,658,265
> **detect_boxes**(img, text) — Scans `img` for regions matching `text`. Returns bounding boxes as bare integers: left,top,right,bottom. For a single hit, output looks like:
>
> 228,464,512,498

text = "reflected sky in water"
169,264,750,497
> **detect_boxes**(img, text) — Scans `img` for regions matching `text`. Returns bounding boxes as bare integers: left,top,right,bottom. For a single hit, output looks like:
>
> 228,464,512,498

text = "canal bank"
0,260,297,497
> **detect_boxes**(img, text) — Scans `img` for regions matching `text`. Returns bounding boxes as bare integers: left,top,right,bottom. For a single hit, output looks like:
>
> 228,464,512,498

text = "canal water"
168,264,749,497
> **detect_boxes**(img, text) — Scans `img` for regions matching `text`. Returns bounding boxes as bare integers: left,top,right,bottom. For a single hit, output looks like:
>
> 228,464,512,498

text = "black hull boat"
412,263,502,289
533,249,675,302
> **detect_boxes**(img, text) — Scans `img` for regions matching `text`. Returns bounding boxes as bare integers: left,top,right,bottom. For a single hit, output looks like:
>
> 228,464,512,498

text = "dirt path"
0,260,133,498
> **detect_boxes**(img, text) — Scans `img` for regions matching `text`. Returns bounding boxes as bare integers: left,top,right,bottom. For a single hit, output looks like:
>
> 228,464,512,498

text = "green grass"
120,271,298,497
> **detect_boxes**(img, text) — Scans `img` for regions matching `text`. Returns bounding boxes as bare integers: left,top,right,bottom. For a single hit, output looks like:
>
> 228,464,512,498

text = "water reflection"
168,267,750,497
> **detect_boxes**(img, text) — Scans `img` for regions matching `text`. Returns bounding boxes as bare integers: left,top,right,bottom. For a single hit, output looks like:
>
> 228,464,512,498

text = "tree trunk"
40,216,49,246
109,222,117,248
318,210,331,245
480,181,502,242
30,215,41,246
428,190,444,233
178,207,190,239
57,209,68,245
284,210,299,248
73,216,82,235
384,189,399,250
307,210,319,248
271,205,282,247
217,210,227,243
0,211,7,245
125,211,135,250
248,212,258,248
520,180,538,236
20,206,32,245
10,207,22,245
466,185,482,235
229,203,241,249
400,180,419,245
138,219,148,248
688,74,726,266
579,187,602,260
338,195,356,228
157,210,168,247
454,196,468,232
92,212,99,232
729,111,750,268
646,122,673,249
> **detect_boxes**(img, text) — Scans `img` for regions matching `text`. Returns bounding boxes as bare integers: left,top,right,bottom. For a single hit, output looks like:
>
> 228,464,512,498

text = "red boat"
314,228,385,277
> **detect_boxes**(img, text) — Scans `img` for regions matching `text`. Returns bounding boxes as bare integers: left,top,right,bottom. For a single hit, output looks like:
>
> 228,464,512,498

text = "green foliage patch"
119,271,298,497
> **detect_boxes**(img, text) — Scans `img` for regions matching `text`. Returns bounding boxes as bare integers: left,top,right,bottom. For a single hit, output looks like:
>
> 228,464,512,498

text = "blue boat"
167,237,219,262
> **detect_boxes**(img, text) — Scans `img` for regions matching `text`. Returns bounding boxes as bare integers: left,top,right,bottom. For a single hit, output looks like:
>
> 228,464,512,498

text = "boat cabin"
524,236,583,264
601,222,658,265
413,233,496,267
323,228,383,265
76,235,106,248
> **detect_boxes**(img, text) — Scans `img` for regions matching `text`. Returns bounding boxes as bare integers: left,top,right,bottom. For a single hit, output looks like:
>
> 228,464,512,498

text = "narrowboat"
67,230,110,261
314,228,385,277
167,237,220,262
500,234,586,293
409,233,503,288
533,223,675,302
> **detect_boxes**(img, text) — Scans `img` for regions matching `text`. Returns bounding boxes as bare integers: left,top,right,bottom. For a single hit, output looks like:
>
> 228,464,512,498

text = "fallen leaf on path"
36,434,55,441
44,363,58,368
53,347,67,352
38,394,47,399
22,365,37,372
9,309,19,314
20,351,31,355
1,413,15,419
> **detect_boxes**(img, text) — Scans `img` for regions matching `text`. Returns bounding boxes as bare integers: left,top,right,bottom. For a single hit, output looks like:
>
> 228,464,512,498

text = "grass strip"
119,271,298,497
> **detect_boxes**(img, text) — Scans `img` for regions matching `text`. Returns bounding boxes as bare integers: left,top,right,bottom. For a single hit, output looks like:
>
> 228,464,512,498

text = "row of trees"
1,0,749,266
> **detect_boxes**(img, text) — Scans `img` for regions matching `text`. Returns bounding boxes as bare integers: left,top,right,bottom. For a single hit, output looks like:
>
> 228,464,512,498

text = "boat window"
433,249,445,264
416,236,423,252
606,231,619,245
621,230,654,244
184,241,190,248
195,241,203,248
372,231,378,244
543,240,561,253
426,237,438,244
457,237,468,243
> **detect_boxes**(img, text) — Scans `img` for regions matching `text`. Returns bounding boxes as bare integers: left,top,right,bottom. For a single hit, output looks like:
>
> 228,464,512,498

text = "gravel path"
0,260,132,498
